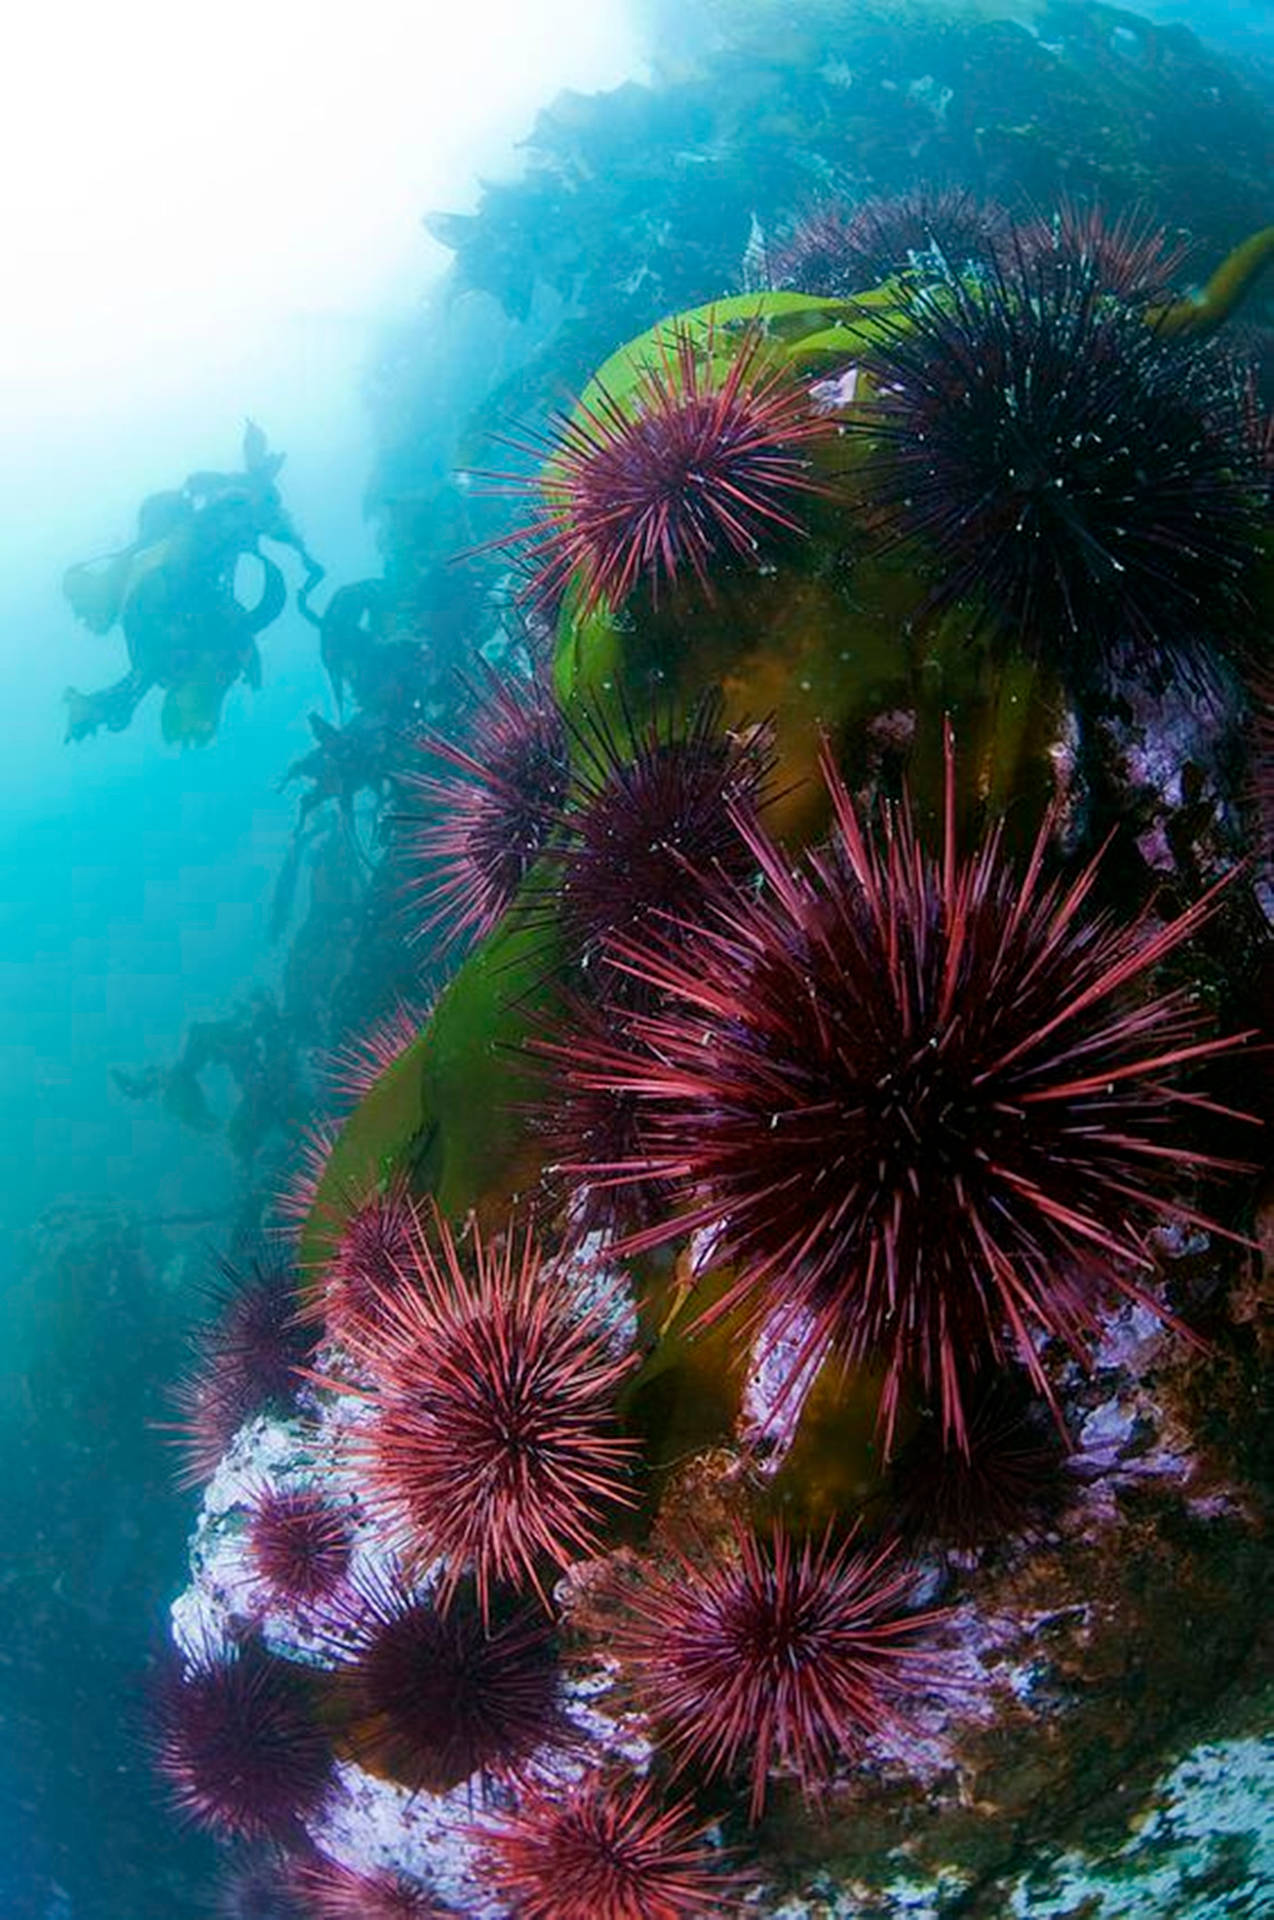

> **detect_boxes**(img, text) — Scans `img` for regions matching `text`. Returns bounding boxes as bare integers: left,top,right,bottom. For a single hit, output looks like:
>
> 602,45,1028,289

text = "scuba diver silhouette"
63,421,325,745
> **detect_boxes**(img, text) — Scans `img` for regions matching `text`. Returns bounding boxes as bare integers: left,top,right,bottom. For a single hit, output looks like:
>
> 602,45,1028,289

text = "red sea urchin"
399,666,569,949
154,1638,331,1841
167,1253,315,1487
578,734,1252,1449
1021,196,1190,306
292,1856,444,1918
487,321,839,615
849,252,1262,688
770,187,1010,297
326,1570,561,1793
312,1176,420,1344
245,1485,354,1609
345,1208,636,1611
622,1524,937,1820
475,1772,730,1919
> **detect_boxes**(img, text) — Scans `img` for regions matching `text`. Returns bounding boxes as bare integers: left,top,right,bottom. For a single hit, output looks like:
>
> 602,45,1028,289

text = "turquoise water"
2,3,1270,1915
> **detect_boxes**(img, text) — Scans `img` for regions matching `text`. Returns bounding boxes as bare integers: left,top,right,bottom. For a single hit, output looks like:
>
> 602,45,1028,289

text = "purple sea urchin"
326,1570,561,1793
850,253,1262,686
575,736,1251,1448
154,1639,330,1841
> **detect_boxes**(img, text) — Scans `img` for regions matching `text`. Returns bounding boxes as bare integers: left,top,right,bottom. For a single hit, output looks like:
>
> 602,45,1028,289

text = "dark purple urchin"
398,666,570,950
473,1771,731,1920
551,692,776,988
849,252,1264,688
574,736,1252,1450
324,1570,562,1793
620,1524,939,1821
167,1253,315,1487
770,188,1011,297
212,1848,308,1920
153,1638,331,1842
886,1373,1071,1554
484,321,840,616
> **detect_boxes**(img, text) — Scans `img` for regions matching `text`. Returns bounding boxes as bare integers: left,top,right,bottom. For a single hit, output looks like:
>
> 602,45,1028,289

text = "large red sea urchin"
576,735,1254,1448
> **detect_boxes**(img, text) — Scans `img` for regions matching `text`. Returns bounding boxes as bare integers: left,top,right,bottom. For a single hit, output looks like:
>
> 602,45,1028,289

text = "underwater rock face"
160,8,1273,1913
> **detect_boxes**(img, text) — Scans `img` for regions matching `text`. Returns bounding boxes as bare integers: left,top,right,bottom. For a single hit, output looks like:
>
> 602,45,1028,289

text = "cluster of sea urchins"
161,204,1268,1915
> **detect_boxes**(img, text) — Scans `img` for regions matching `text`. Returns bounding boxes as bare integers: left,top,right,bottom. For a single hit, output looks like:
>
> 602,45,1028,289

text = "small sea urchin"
548,693,774,990
622,1525,936,1820
577,735,1250,1447
487,322,838,615
345,1208,636,1611
154,1639,330,1841
167,1254,314,1487
1021,196,1190,305
292,1856,444,1918
850,253,1262,685
399,666,569,949
475,1772,729,1919
245,1485,354,1609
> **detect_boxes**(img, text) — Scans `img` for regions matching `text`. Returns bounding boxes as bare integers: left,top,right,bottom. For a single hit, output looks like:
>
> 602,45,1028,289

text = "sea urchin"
487,321,839,615
621,1524,937,1820
576,733,1251,1448
475,1771,730,1919
344,1207,637,1612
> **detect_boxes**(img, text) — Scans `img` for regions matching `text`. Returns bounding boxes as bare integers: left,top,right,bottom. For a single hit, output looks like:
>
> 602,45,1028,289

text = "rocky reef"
156,4,1272,1914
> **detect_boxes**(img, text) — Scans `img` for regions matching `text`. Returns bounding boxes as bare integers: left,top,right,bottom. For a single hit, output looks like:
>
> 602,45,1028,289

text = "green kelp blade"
1149,224,1274,338
299,895,564,1272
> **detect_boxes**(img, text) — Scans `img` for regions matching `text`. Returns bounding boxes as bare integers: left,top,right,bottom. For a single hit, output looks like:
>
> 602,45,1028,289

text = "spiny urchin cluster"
846,252,1264,687
569,736,1251,1448
484,321,840,615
